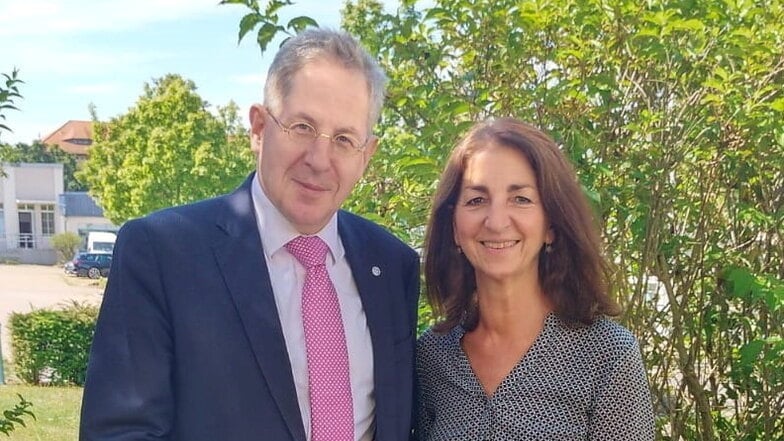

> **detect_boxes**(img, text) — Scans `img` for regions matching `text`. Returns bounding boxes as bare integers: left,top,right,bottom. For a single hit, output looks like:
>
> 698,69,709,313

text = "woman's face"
453,143,552,285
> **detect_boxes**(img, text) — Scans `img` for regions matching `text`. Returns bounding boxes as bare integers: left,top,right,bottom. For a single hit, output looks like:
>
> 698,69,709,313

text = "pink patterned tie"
286,236,354,441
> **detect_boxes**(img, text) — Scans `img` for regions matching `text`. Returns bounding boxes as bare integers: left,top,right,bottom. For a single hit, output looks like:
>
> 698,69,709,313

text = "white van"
87,231,117,253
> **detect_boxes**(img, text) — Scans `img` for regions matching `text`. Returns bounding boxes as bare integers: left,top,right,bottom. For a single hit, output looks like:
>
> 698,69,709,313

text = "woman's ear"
546,227,555,245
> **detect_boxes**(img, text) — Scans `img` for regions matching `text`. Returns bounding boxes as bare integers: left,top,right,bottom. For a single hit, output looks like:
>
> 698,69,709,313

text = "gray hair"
263,28,388,129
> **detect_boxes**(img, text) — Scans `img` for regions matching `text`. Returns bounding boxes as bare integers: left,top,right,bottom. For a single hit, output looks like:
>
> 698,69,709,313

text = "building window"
18,207,34,248
41,204,55,236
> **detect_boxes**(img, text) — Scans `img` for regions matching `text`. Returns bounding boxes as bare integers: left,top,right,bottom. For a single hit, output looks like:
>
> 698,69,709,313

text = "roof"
42,120,93,155
59,192,104,217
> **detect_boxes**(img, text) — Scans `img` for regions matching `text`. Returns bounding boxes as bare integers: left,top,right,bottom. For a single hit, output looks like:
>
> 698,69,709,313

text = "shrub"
9,301,98,385
50,232,82,263
0,394,34,436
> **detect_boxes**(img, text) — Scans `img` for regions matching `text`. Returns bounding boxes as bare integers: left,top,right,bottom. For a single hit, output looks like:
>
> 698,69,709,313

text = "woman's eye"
514,195,532,204
465,197,485,206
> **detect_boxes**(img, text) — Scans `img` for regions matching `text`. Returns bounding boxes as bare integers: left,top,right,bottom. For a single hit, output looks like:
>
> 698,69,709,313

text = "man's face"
249,58,377,234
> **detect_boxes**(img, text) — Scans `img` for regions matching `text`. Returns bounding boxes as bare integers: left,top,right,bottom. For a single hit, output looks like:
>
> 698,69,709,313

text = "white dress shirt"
251,174,375,441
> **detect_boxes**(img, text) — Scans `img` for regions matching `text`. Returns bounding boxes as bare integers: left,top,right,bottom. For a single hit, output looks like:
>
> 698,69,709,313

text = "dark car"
64,251,84,275
68,252,112,279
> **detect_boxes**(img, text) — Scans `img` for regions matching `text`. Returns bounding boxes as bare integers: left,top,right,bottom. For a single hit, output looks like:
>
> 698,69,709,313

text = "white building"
1,162,116,264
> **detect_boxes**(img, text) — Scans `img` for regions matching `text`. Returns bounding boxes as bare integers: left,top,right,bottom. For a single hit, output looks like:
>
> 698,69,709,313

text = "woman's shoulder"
417,326,463,358
587,317,638,345
553,315,640,359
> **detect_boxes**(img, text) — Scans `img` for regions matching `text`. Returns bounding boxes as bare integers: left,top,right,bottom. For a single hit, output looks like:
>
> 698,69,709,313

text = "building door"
18,211,33,248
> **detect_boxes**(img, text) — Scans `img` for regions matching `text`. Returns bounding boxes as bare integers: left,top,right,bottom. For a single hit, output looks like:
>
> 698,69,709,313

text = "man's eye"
334,134,358,150
290,123,315,136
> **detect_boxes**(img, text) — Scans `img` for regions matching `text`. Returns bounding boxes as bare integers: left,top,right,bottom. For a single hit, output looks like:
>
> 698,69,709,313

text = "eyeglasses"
266,108,370,155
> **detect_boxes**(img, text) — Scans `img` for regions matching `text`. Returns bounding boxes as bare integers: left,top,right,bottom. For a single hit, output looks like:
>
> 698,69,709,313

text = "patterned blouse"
415,313,655,441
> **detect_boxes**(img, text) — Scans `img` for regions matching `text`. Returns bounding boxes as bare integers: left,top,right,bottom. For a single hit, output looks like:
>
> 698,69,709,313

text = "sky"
0,0,375,145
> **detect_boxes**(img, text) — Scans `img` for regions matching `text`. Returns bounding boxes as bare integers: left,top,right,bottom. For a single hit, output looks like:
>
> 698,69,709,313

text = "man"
80,28,420,441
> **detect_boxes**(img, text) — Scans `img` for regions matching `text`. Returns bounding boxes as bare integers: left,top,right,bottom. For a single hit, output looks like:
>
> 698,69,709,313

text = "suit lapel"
339,213,397,441
212,176,306,441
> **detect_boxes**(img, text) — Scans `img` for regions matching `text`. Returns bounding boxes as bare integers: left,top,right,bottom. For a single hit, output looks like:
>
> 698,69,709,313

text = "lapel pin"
371,266,381,277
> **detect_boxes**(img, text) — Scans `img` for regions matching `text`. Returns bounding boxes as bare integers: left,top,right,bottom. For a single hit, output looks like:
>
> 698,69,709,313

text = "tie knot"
285,235,328,269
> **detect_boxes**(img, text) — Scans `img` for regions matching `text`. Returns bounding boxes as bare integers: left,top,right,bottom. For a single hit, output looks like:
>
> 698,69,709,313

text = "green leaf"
726,267,755,299
238,13,263,44
257,22,283,53
424,7,451,21
287,16,318,33
739,340,765,371
671,18,704,32
264,0,293,16
444,101,470,116
770,98,784,112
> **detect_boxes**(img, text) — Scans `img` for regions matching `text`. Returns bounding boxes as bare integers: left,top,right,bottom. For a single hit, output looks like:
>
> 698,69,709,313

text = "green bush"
0,394,34,436
50,232,82,263
9,302,98,386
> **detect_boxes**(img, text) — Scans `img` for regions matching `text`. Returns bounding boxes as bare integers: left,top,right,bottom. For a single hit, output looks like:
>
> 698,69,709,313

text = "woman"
416,118,654,440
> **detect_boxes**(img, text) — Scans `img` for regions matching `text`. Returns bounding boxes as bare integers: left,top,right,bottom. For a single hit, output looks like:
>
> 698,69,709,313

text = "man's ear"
361,135,379,167
248,104,266,155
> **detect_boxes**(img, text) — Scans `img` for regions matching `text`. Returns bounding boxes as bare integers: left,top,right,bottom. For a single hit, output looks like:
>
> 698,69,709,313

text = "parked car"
66,252,112,279
64,251,85,275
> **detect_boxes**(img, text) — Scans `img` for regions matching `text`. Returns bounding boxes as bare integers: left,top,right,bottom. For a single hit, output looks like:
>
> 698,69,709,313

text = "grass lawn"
0,384,82,440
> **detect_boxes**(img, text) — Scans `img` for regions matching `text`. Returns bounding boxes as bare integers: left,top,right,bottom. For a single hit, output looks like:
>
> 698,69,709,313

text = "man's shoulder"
127,175,252,228
119,192,238,242
141,194,228,225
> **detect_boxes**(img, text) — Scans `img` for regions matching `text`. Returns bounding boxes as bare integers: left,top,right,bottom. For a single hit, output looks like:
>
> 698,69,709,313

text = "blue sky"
0,0,377,144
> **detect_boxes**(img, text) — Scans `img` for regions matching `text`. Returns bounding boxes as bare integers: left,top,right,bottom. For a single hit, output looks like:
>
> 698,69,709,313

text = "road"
0,264,103,366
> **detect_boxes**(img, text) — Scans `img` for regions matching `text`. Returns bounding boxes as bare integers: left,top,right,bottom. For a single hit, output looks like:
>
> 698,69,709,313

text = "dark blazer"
80,176,420,441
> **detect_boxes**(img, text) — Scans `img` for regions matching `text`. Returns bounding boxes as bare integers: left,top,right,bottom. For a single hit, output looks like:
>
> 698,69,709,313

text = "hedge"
9,302,98,386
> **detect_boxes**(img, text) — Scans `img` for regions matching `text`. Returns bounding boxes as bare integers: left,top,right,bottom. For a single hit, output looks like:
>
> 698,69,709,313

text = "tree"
339,1,784,439
0,140,85,191
78,74,255,224
232,2,783,438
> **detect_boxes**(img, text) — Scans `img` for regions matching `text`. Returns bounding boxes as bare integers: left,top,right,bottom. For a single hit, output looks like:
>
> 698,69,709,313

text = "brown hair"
423,118,619,331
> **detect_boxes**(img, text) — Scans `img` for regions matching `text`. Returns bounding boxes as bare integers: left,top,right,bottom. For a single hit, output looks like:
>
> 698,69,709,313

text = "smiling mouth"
296,180,328,192
481,240,519,249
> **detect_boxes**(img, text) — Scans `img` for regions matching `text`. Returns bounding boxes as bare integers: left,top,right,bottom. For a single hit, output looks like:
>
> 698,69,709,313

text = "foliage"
0,140,85,191
219,0,318,54
232,1,783,438
0,394,34,436
0,68,35,437
50,232,82,263
0,68,23,137
0,385,80,441
343,0,784,439
9,302,99,386
77,74,255,224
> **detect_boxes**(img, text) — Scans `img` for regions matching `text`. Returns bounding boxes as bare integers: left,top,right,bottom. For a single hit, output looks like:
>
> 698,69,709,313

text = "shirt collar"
251,172,343,263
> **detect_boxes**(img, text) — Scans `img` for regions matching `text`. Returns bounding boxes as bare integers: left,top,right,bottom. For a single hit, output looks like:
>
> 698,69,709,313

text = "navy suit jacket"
80,176,420,441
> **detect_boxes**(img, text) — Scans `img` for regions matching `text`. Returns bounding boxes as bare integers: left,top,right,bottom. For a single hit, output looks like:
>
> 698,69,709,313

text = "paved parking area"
0,264,103,363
